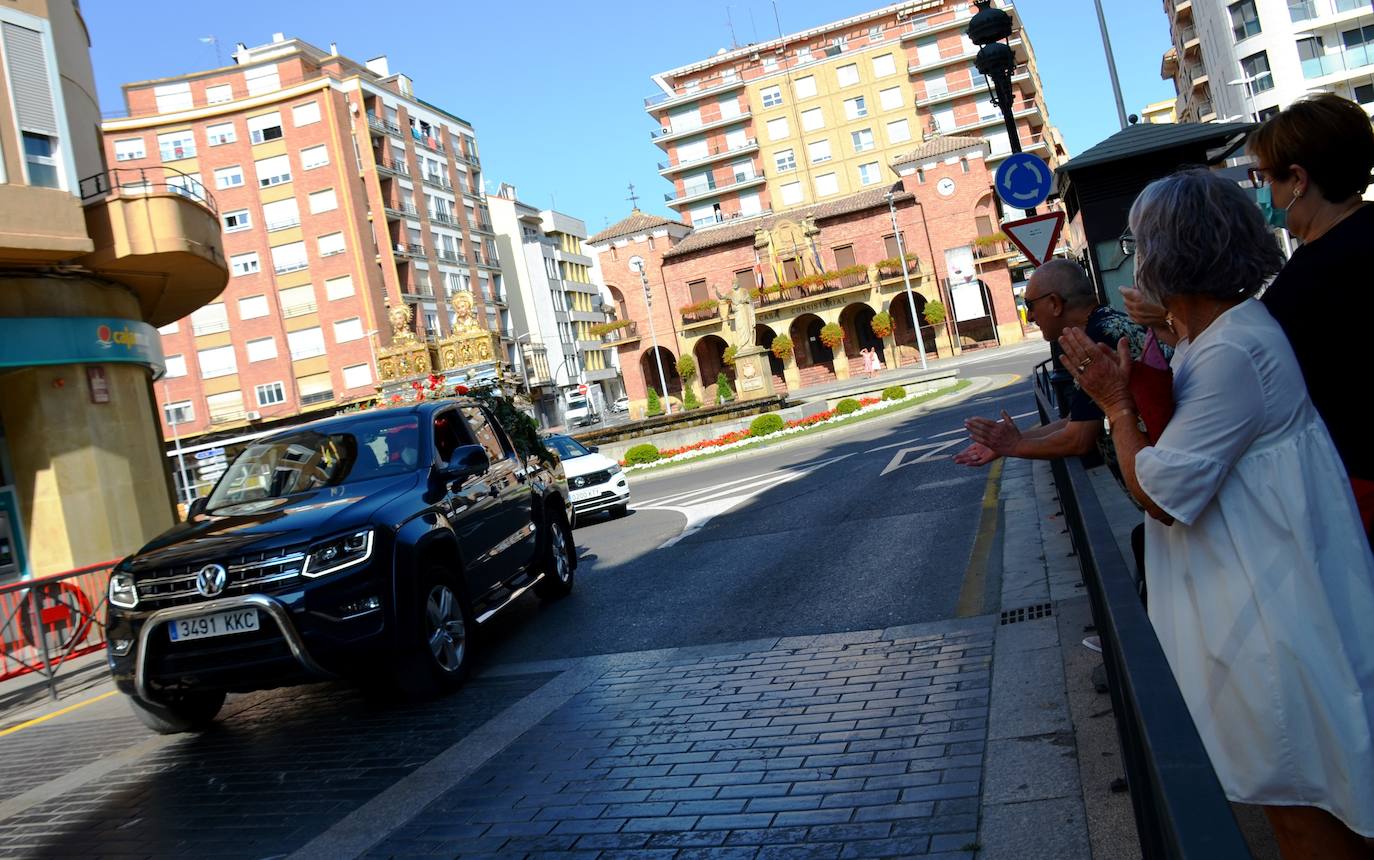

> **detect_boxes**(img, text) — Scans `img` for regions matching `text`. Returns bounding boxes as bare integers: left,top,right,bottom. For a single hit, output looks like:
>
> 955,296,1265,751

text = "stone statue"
717,283,756,351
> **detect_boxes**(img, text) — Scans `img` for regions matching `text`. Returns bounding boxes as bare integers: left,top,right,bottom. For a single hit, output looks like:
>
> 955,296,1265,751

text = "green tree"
676,354,697,382
716,372,734,404
923,300,947,327
683,385,701,410
646,387,663,417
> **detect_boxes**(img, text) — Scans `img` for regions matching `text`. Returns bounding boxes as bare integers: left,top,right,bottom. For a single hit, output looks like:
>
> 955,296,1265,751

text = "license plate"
570,487,601,503
168,608,260,642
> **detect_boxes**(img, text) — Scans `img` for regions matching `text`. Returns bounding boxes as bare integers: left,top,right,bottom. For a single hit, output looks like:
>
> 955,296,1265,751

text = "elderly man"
954,259,1150,467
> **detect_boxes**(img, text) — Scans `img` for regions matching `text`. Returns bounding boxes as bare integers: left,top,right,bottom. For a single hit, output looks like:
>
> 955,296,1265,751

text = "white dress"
1136,298,1374,835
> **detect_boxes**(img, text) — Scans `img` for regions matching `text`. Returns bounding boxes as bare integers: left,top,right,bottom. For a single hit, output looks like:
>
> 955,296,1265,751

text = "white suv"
545,434,630,525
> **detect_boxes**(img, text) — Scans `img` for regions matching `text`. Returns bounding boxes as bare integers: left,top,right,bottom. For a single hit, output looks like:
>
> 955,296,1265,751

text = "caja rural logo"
96,323,146,350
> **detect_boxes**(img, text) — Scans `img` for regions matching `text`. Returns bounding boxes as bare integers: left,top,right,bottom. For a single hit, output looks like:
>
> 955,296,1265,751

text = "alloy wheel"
551,520,571,583
425,584,466,673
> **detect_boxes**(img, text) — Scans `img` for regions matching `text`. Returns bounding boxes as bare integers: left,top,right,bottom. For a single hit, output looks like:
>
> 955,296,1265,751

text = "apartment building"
490,186,621,426
0,0,228,576
101,35,508,466
646,0,1064,227
1161,0,1374,123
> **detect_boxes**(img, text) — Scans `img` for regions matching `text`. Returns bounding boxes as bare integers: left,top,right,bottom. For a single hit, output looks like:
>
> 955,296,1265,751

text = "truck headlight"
109,572,139,609
302,530,374,578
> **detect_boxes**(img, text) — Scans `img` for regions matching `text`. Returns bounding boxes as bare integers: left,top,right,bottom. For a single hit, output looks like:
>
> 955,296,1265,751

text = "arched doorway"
693,334,730,387
790,313,832,368
605,285,629,321
638,346,682,400
839,302,884,364
755,324,785,377
890,292,937,367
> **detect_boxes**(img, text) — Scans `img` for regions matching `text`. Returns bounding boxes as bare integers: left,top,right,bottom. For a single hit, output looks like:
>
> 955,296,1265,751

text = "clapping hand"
964,410,1022,458
1059,328,1133,414
953,442,1000,467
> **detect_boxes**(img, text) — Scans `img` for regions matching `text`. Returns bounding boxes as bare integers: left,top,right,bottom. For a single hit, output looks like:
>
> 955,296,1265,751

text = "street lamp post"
885,190,929,372
968,0,1037,215
630,257,673,414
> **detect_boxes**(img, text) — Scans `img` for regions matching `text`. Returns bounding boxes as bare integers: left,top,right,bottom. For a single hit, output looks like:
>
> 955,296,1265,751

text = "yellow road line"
956,458,1004,618
0,690,118,738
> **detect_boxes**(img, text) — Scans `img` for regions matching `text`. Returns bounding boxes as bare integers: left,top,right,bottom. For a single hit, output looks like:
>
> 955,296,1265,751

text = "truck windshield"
206,415,421,509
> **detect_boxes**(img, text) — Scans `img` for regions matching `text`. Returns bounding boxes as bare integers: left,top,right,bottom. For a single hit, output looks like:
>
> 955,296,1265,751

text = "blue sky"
84,0,1175,232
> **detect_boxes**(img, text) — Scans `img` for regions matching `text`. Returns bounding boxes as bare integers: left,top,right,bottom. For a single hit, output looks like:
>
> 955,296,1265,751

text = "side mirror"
588,445,600,453
187,497,208,519
441,444,489,484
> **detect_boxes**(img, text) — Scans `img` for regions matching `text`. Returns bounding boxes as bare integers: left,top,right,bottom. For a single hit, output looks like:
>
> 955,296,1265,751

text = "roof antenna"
727,7,738,49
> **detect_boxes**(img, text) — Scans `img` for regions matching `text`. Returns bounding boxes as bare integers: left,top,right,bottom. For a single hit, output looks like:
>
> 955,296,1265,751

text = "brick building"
101,35,506,496
590,136,1025,417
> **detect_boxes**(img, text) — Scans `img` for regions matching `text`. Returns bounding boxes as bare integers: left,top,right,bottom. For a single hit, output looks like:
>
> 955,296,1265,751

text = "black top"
1262,204,1374,481
1068,305,1153,423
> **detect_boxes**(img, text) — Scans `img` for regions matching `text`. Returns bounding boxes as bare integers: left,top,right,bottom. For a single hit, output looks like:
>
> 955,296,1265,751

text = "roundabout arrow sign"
994,152,1053,210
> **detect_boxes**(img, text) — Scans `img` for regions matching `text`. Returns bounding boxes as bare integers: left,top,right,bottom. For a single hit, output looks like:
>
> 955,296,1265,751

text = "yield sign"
1002,211,1066,267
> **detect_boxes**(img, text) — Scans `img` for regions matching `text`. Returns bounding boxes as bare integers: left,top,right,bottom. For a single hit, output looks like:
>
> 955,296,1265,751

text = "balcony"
274,260,308,275
644,75,747,111
1180,25,1200,58
899,3,1000,42
1173,0,1192,22
375,157,410,178
394,242,427,259
281,301,317,318
421,172,453,191
1302,45,1374,82
469,220,496,236
265,216,301,232
461,185,484,201
77,166,229,327
985,132,1054,163
400,283,434,301
1162,47,1180,78
666,173,767,208
385,201,419,220
916,66,1031,108
658,139,759,175
430,211,456,226
1197,99,1216,120
958,102,1043,135
435,249,466,265
651,109,753,146
410,130,446,154
366,113,402,137
596,320,639,345
1191,71,1210,93
575,339,603,353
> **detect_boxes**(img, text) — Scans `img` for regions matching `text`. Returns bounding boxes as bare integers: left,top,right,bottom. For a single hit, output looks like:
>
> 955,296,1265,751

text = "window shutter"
3,23,57,134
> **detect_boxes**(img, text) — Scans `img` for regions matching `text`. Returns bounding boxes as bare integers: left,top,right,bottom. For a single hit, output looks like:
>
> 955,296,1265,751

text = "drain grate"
1000,603,1054,625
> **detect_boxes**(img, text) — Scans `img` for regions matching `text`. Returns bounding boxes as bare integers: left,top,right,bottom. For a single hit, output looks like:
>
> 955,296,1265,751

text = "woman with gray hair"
1063,167,1374,857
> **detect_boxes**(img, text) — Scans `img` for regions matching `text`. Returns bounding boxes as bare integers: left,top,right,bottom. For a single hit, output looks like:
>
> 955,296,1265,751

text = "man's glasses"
1023,293,1057,312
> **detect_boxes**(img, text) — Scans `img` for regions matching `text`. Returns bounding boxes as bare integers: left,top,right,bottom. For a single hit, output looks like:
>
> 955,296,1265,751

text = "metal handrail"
1032,359,1252,859
78,165,219,216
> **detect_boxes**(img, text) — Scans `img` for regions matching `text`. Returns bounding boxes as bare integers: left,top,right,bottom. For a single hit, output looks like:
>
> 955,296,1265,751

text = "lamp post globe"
966,0,1012,45
965,0,1035,213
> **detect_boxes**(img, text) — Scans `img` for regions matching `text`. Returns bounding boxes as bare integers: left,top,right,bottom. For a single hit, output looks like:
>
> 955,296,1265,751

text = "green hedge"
625,443,661,465
836,398,862,415
881,385,908,401
749,413,785,436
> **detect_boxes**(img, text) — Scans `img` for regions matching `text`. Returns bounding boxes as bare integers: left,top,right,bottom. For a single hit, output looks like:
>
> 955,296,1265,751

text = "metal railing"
599,320,639,343
1032,359,1252,859
1,560,119,697
375,156,410,176
79,165,219,216
658,138,759,171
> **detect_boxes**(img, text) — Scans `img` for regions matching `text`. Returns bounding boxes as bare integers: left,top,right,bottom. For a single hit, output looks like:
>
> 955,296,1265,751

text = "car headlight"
108,571,139,609
302,530,374,578
608,464,622,475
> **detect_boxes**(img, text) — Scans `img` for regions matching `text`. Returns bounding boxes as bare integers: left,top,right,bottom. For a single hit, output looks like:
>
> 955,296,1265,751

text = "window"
869,24,884,41
325,275,355,300
677,138,708,163
1298,36,1329,78
1342,24,1374,69
297,373,332,405
1241,51,1274,93
763,56,779,73
309,188,338,213
836,63,860,87
302,145,329,170
244,65,280,97
157,130,196,161
222,209,252,232
164,401,194,425
767,116,790,140
872,53,896,77
255,382,286,406
961,157,970,174
668,107,700,132
1229,1,1262,41
883,233,905,259
687,279,710,304
844,96,868,119
794,76,817,98
206,83,233,104
271,241,308,274
292,101,321,126
887,118,912,144
164,354,187,378
256,154,292,187
814,172,838,197
782,180,804,207
207,391,244,423
880,86,904,112
925,71,949,98
1357,83,1374,104
279,285,315,316
21,133,59,188
334,317,364,342
247,112,282,144
318,233,346,257
801,107,825,131
808,138,832,163
774,148,797,172
262,197,300,231
343,363,372,389
114,138,145,161
851,128,875,152
719,96,742,119
287,327,326,360
159,321,179,335
191,303,228,334
761,85,783,108
916,168,926,184
206,121,236,145
858,162,882,186
230,252,260,276
154,82,193,113
246,336,277,362
1288,0,1317,21
731,159,756,181
740,191,762,215
214,165,243,189
198,345,237,379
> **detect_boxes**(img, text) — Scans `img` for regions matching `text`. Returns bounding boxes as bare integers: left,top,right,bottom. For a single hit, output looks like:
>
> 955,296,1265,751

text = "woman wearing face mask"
1247,93,1374,538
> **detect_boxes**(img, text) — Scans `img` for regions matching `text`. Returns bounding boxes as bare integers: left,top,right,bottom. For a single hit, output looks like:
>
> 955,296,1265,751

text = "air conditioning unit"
245,410,262,421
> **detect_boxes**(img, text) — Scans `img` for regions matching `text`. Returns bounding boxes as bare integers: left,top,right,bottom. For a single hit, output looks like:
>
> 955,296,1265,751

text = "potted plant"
923,300,947,327
722,345,737,366
819,323,845,350
770,334,794,361
870,311,894,339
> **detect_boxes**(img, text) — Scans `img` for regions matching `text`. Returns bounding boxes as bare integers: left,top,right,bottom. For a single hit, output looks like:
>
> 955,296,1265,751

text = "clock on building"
937,177,956,198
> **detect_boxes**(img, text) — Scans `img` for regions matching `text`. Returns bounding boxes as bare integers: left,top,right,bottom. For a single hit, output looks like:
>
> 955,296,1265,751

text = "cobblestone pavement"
361,621,993,860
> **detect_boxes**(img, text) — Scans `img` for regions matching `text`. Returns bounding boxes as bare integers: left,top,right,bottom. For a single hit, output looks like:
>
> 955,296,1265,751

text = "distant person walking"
1064,168,1374,859
1246,93,1374,540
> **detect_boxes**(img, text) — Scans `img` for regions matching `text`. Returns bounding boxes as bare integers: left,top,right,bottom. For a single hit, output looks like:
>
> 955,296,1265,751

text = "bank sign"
0,317,166,378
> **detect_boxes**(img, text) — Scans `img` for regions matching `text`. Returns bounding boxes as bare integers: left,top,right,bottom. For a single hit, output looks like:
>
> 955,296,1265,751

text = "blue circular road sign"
994,152,1052,210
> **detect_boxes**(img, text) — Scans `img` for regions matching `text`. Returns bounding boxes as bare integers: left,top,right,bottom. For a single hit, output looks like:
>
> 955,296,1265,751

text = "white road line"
636,468,799,508
879,439,965,476
923,410,1041,441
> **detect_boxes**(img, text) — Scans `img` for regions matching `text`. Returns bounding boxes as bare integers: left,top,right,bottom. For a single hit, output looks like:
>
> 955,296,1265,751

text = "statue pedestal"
733,347,776,401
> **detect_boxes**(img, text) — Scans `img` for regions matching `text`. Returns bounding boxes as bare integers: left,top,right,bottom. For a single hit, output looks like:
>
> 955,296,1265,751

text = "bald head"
1023,259,1098,342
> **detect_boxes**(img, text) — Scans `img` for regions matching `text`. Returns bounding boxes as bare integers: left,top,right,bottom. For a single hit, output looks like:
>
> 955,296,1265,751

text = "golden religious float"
375,290,510,400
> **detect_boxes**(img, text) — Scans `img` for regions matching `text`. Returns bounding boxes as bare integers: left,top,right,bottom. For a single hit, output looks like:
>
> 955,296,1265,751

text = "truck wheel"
397,566,474,697
534,511,575,600
126,689,225,734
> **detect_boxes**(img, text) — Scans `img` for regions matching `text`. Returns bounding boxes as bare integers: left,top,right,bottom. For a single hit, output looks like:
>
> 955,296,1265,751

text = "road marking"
641,453,855,548
0,690,117,738
907,411,1043,444
879,439,965,476
915,476,981,491
636,467,801,507
956,459,1004,617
